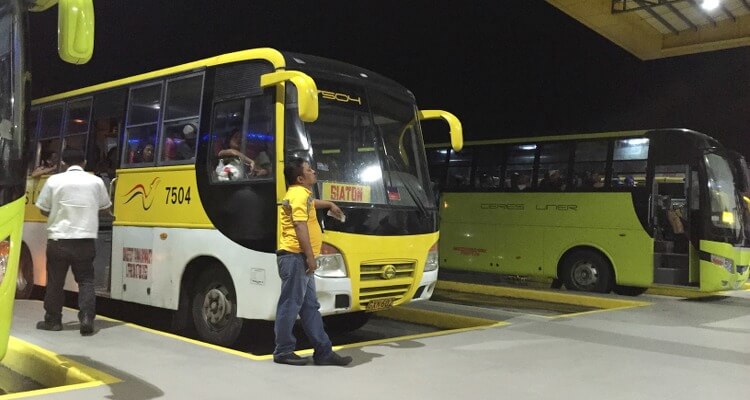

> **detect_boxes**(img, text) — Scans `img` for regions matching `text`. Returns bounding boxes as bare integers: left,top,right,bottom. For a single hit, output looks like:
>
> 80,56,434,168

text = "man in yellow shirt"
273,158,352,366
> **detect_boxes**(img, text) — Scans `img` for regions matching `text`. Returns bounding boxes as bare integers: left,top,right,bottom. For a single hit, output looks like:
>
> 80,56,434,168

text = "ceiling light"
701,0,720,11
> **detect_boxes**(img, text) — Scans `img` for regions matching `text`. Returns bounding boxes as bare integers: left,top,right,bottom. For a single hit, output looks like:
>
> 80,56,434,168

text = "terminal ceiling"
546,0,750,59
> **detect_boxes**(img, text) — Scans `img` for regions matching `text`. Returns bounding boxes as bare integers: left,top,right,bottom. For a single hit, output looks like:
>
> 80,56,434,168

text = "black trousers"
44,239,96,322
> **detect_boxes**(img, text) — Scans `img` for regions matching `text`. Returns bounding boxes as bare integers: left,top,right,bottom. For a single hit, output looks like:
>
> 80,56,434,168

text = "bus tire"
612,285,648,296
15,245,34,299
191,269,242,346
323,312,371,334
560,249,613,293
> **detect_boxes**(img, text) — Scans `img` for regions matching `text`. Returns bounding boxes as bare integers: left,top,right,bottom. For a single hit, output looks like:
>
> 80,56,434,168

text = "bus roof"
32,48,289,105
425,129,650,148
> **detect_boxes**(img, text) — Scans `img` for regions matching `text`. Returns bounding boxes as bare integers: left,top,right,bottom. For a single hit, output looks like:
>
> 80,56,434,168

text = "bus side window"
160,74,203,163
612,138,649,188
505,144,535,191
572,141,607,190
124,83,162,167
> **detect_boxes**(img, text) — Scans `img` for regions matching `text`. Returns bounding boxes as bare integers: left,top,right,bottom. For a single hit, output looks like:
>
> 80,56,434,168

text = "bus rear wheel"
15,245,34,299
323,312,371,334
613,285,648,296
191,269,242,347
561,250,613,293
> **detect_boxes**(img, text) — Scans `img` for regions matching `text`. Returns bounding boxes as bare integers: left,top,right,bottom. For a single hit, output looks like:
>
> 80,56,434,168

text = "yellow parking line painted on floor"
647,282,750,298
0,336,120,400
377,306,503,330
437,281,650,311
92,306,504,362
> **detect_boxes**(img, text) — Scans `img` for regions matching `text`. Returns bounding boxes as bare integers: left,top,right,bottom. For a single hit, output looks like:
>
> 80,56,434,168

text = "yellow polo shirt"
279,185,322,256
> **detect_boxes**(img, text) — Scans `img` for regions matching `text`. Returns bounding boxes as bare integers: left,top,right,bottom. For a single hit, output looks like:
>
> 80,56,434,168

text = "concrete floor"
4,287,750,400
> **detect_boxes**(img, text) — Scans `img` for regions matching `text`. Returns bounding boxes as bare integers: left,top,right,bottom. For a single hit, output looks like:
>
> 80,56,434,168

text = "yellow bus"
20,48,462,345
427,129,749,296
0,0,93,360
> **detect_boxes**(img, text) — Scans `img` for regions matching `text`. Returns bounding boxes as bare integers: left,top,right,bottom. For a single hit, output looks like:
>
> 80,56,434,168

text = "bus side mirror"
58,0,94,64
260,71,319,123
418,110,463,152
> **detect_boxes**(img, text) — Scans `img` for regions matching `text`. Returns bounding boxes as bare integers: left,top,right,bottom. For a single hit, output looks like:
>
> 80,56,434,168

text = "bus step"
654,266,690,285
654,252,688,269
654,240,674,253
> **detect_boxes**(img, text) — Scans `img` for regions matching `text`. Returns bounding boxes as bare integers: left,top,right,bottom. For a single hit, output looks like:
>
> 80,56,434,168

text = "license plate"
365,297,394,312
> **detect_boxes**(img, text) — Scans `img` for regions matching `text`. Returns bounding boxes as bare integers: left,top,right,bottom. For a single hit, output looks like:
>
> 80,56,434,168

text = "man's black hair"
62,147,86,166
284,157,307,186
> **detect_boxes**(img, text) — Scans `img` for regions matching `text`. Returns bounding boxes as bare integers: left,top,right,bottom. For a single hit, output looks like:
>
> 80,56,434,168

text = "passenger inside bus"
141,144,155,163
163,123,197,161
510,172,530,191
539,169,565,191
216,129,254,181
31,150,59,178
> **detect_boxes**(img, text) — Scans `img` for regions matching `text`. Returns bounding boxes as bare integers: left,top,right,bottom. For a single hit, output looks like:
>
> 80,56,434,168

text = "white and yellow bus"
20,48,462,345
1,0,93,360
428,129,749,296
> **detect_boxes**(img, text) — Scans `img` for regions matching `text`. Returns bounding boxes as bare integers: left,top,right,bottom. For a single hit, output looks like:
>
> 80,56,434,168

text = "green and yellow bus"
427,129,749,296
0,0,93,360
20,48,462,345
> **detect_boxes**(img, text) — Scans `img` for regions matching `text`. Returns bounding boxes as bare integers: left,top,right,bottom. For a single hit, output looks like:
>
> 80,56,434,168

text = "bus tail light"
0,237,10,286
316,243,347,278
424,243,439,272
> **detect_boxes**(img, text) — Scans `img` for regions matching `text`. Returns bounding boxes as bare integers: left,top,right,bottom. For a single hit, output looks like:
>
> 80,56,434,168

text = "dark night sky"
28,1,750,156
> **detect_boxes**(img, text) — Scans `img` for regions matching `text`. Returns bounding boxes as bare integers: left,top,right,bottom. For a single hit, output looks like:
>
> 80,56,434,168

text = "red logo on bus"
123,177,162,211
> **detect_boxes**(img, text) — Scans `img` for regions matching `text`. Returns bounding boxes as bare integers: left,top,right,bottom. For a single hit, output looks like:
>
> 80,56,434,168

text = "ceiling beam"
666,2,698,31
634,0,680,34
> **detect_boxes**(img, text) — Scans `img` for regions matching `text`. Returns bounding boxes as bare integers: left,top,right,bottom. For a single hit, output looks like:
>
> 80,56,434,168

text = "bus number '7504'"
165,186,191,204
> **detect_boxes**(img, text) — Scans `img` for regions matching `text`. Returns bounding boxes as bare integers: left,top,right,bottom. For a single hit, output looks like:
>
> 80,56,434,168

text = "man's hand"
328,203,344,220
305,256,318,274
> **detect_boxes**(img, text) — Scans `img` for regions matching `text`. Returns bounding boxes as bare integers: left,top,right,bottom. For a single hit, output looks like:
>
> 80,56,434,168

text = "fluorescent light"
701,0,720,11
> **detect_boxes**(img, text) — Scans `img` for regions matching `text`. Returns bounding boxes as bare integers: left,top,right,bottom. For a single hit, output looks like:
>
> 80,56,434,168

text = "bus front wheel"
560,250,613,293
15,245,34,299
191,269,243,347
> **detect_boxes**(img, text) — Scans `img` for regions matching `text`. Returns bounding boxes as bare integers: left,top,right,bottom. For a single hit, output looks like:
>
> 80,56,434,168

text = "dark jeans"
44,239,96,322
273,253,332,359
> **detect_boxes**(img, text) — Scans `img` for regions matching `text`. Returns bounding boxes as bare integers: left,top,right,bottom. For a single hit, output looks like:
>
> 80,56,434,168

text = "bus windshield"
704,152,744,242
306,80,434,208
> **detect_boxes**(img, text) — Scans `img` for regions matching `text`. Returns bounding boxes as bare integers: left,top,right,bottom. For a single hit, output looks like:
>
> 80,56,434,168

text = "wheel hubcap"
572,261,598,288
202,286,232,329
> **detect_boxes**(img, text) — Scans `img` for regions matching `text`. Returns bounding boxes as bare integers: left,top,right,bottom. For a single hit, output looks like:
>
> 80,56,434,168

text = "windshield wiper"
400,175,428,218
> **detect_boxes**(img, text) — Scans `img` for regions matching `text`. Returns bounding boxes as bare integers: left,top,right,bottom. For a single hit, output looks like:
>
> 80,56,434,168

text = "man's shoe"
36,320,62,331
314,352,352,366
273,353,309,366
80,316,94,336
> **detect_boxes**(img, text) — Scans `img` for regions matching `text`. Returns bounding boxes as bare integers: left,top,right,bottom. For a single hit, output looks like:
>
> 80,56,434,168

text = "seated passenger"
539,169,564,191
216,129,254,181
142,144,155,163
31,151,60,178
165,124,198,161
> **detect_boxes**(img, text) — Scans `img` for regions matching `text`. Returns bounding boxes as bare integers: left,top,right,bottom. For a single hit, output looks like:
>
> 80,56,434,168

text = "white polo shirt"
35,166,112,240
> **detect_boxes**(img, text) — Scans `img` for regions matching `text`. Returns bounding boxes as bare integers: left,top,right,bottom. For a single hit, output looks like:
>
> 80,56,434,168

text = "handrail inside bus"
260,70,319,122
418,110,463,151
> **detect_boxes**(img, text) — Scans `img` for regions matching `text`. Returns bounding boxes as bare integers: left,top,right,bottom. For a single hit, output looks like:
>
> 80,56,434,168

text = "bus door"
651,164,699,286
88,89,127,296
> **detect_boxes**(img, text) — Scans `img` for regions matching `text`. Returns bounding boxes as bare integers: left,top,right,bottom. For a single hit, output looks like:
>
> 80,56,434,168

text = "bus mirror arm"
260,71,319,123
418,110,463,152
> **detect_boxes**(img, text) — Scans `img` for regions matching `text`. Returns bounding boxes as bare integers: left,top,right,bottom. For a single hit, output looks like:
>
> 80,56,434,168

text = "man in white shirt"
34,148,111,335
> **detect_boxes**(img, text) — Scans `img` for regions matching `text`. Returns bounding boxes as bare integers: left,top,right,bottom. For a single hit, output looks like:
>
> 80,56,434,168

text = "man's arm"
313,199,343,219
293,221,317,274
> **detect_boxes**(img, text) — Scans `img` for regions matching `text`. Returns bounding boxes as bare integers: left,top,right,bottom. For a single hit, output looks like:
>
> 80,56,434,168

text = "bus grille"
359,261,415,306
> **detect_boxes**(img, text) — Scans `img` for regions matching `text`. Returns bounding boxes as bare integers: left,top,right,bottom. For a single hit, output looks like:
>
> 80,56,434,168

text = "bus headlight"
0,238,9,285
710,254,734,273
315,243,347,278
424,243,439,272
